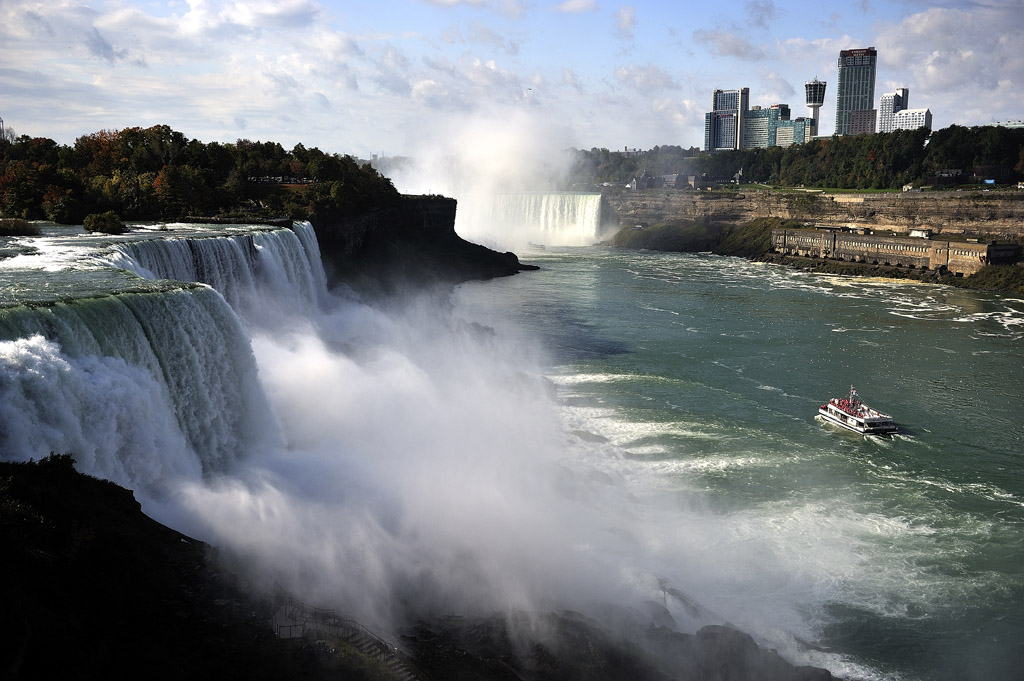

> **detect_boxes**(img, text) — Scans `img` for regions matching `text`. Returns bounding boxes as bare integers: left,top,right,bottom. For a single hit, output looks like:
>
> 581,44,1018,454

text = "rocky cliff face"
602,188,1024,239
313,196,536,294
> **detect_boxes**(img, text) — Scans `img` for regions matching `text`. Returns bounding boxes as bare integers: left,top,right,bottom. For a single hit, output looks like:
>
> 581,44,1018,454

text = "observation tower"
805,79,826,139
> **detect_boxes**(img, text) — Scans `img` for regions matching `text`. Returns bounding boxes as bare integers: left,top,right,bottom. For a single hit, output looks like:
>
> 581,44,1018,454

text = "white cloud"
563,68,584,93
411,78,449,108
554,0,597,11
876,7,1022,93
467,22,521,54
693,29,765,59
421,0,524,16
759,70,796,101
1,0,1021,157
615,5,636,40
465,57,520,89
872,4,1024,126
613,65,680,94
373,47,414,96
222,0,323,30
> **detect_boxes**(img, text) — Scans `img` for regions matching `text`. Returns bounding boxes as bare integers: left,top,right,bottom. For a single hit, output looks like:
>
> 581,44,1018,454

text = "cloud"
613,65,679,94
262,69,301,96
82,27,131,64
23,10,55,37
411,78,450,108
554,0,597,11
759,70,796,100
875,5,1024,99
464,57,520,89
563,68,584,93
615,6,636,40
693,29,764,59
744,0,779,30
311,92,331,111
373,47,413,96
222,0,324,30
421,0,524,16
467,22,521,54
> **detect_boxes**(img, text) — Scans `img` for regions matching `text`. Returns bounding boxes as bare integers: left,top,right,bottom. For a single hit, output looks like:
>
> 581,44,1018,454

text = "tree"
83,210,127,234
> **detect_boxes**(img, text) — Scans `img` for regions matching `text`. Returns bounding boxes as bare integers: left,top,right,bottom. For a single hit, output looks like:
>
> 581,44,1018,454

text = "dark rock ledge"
0,456,837,681
312,195,538,295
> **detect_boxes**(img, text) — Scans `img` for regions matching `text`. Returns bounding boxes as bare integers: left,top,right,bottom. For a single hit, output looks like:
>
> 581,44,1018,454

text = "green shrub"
83,211,127,235
0,218,40,236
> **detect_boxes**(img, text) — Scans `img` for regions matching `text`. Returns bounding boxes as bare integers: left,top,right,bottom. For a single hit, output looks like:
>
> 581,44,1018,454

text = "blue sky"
1,0,1021,160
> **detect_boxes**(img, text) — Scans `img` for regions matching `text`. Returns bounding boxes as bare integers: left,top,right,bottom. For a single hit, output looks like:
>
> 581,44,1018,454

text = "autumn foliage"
0,125,398,224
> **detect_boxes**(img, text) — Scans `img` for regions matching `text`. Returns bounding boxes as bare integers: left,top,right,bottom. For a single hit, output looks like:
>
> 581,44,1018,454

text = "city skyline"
1,0,1021,159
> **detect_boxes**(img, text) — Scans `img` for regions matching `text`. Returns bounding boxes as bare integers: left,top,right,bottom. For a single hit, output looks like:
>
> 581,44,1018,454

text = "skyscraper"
742,104,790,149
704,87,749,152
835,47,877,135
879,88,909,133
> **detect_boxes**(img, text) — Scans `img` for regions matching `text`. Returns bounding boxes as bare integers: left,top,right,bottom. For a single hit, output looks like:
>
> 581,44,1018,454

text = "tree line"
570,125,1024,189
5,122,1023,226
0,124,398,224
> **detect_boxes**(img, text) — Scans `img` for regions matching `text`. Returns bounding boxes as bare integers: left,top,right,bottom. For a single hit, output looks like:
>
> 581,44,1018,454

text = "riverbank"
607,217,1024,294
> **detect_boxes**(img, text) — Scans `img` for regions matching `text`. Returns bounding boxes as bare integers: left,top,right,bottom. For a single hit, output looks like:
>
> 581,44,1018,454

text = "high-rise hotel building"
836,47,877,135
878,88,909,133
704,87,749,152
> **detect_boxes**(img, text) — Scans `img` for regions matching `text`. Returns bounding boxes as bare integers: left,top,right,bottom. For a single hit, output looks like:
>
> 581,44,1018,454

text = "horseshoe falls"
2,219,1022,681
455,192,605,249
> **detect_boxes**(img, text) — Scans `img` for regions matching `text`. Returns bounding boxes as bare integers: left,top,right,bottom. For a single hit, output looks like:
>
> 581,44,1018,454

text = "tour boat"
818,386,897,435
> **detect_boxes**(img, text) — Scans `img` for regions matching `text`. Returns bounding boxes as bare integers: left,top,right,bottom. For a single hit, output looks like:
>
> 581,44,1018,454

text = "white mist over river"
2,217,1022,681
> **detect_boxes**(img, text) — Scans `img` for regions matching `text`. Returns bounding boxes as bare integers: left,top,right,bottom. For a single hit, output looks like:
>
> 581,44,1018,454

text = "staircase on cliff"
271,595,419,681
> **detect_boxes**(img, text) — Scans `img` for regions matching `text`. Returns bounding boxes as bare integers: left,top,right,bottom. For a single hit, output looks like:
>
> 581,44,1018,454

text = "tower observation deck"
805,79,826,138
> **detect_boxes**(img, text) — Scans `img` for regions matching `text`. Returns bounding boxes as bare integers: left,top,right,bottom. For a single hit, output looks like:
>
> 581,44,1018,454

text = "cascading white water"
0,223,326,489
0,287,281,486
105,222,325,319
455,192,604,248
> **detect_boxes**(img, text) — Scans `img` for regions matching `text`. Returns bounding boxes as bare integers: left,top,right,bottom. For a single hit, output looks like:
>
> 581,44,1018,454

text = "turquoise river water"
454,247,1024,681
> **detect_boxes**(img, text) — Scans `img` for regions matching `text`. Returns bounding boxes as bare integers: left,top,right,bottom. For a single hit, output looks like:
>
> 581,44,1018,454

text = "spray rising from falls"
1,220,687,629
0,219,856,676
456,192,605,248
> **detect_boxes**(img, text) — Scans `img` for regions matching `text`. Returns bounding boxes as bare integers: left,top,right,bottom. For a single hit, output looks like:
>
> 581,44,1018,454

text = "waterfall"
104,221,324,318
0,287,281,486
0,222,329,489
456,192,604,248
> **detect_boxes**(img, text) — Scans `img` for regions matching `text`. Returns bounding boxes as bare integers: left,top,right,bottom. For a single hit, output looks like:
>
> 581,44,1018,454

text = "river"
2,222,1021,680
453,246,1024,681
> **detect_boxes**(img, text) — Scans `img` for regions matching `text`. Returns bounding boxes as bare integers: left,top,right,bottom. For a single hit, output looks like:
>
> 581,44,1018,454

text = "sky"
1,0,1022,160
